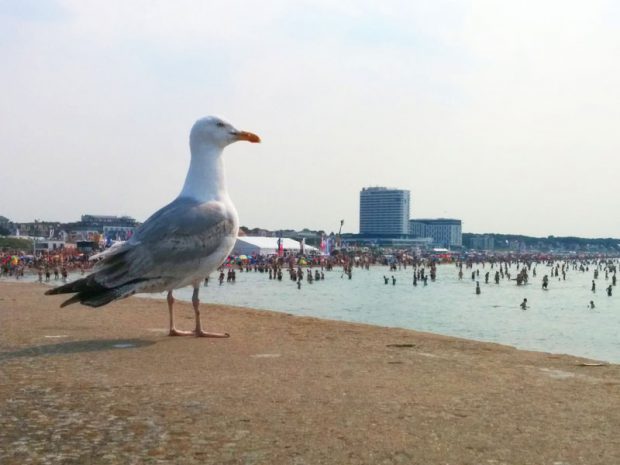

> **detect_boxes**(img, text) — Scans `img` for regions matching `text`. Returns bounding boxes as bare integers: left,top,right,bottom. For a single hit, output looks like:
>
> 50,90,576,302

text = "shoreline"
2,281,620,464
7,277,611,364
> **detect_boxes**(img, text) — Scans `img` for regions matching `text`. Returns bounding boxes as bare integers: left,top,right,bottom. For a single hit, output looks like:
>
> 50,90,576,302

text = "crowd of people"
3,246,620,309
216,250,620,309
456,256,619,309
0,250,93,282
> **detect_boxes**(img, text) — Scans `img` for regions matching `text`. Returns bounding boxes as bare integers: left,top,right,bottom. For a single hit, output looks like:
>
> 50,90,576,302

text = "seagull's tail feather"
45,275,151,308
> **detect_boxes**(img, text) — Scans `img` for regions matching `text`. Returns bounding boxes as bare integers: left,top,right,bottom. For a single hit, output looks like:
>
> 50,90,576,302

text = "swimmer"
589,300,595,309
520,298,528,310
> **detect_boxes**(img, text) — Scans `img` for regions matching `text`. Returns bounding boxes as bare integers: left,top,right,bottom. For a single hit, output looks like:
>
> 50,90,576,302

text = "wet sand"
1,281,620,465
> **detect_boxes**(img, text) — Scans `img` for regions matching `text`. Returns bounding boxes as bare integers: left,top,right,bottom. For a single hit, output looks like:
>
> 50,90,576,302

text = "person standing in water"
475,281,481,295
520,298,528,310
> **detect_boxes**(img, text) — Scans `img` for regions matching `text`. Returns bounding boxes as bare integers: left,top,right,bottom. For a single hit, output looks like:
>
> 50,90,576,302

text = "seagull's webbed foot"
194,330,230,338
168,328,194,336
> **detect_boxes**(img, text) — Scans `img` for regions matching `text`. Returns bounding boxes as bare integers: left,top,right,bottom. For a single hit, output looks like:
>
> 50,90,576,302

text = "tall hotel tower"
359,187,411,236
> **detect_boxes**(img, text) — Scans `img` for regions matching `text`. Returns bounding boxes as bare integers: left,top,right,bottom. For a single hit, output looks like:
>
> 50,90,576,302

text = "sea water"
14,263,620,362
164,264,620,363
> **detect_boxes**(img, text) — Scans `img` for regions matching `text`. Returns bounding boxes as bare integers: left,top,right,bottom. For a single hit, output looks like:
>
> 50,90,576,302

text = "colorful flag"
325,238,332,255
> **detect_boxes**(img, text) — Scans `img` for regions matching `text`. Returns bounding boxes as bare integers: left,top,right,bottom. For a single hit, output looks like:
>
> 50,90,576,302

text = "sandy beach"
1,281,620,465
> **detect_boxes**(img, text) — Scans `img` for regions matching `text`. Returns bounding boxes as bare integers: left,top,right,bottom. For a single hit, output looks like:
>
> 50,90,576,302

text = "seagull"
46,116,260,337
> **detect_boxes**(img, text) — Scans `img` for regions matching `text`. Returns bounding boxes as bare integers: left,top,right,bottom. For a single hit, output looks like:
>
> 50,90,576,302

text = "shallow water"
11,263,620,362
156,264,620,363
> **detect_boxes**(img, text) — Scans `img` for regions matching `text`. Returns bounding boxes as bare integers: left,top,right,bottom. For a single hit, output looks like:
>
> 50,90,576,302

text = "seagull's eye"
216,122,225,128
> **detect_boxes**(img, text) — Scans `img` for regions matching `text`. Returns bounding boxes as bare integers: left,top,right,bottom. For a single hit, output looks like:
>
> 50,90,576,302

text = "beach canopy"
233,236,318,256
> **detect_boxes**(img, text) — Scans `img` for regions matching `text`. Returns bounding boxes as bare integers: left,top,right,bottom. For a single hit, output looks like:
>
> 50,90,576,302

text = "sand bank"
1,281,620,465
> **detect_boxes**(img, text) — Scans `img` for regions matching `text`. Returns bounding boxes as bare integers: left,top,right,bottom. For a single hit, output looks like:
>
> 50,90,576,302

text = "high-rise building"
410,218,462,248
359,187,410,236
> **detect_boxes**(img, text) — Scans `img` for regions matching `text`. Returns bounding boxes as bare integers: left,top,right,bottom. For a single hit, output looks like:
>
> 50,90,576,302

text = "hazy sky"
2,0,619,237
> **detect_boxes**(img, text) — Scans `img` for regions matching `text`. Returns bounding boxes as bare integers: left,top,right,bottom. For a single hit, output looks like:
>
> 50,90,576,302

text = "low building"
469,235,495,251
102,226,135,241
410,218,462,248
341,234,433,248
10,221,62,238
80,215,137,227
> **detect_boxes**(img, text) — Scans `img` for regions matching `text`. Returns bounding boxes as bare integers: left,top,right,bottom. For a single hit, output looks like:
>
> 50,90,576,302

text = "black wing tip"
59,294,82,308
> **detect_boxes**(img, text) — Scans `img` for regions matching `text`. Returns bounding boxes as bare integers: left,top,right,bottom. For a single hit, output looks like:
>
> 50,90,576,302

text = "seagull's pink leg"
192,287,229,338
167,290,192,336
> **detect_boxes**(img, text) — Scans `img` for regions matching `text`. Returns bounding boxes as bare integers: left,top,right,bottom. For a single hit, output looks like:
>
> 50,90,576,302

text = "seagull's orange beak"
236,131,261,143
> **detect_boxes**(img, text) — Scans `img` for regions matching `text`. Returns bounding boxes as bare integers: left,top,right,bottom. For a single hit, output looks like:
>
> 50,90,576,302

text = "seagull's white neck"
179,144,228,202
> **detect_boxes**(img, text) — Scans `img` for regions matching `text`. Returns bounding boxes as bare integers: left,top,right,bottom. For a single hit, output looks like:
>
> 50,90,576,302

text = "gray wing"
93,197,235,288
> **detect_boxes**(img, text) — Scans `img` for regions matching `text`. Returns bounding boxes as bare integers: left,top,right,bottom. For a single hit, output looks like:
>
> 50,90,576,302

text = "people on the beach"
5,248,620,320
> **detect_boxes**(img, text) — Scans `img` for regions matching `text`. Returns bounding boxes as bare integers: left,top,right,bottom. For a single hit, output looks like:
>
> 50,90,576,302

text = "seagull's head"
190,116,260,151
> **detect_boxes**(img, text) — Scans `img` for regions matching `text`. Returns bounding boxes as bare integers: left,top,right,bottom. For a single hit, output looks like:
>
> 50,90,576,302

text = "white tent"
232,236,318,256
